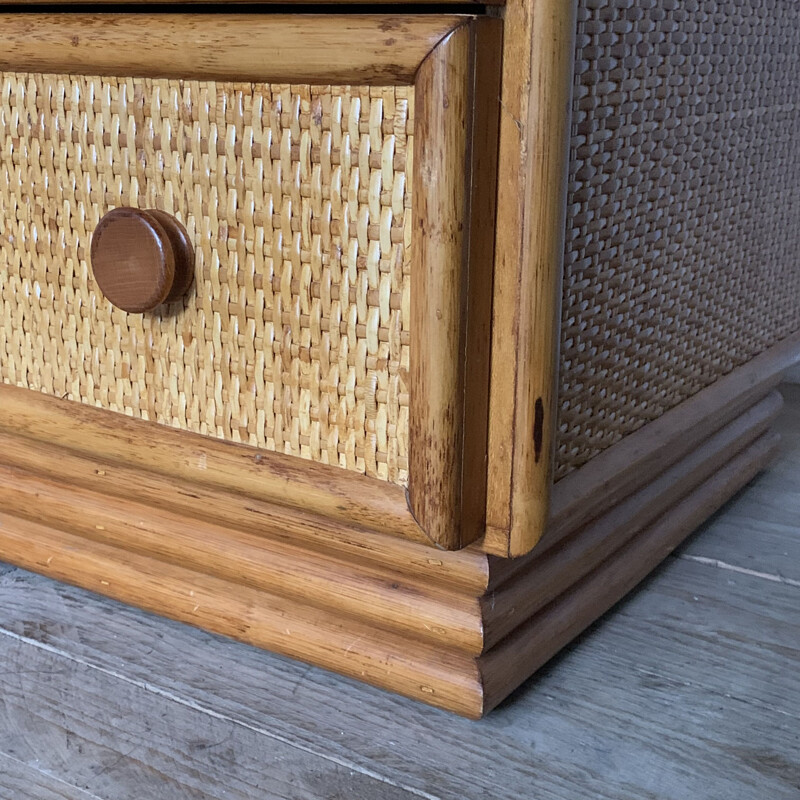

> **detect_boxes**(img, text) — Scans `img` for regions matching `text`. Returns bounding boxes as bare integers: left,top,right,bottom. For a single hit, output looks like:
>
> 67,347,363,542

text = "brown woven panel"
557,0,800,479
0,74,412,484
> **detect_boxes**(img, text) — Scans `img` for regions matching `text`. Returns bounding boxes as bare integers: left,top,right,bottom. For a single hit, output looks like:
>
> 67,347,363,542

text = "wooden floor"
1,386,798,800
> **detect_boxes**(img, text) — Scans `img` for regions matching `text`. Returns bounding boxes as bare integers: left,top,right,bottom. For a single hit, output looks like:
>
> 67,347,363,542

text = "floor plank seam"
0,623,445,800
612,660,800,721
677,554,800,588
0,748,109,800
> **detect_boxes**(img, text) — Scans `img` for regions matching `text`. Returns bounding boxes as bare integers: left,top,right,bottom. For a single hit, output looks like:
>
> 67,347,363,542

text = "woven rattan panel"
557,0,800,479
0,74,412,484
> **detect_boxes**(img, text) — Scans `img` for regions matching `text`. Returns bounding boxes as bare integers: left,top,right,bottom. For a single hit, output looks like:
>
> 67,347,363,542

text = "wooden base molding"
0,370,785,716
481,391,784,648
479,428,780,713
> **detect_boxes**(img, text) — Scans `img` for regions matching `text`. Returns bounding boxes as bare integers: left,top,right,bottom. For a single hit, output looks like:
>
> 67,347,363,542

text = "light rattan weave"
557,0,800,479
0,74,412,484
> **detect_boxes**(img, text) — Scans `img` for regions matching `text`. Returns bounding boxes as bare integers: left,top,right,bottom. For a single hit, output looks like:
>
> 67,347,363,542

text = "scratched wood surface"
0,387,798,800
0,753,97,800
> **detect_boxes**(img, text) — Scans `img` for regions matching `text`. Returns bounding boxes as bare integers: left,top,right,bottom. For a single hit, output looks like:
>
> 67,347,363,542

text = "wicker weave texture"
0,74,412,484
557,0,800,479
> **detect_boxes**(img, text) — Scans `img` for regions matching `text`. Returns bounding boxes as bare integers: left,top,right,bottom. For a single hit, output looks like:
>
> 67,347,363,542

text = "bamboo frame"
0,461,485,652
0,417,490,592
1,4,797,720
409,18,501,549
484,0,580,557
0,14,463,85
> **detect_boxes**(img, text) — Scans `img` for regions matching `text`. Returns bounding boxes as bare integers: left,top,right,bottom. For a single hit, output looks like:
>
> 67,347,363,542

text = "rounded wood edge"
0,513,487,718
0,459,487,654
148,210,195,303
480,390,784,650
485,0,580,558
477,431,780,714
0,13,469,85
0,381,424,541
0,382,493,591
407,22,473,550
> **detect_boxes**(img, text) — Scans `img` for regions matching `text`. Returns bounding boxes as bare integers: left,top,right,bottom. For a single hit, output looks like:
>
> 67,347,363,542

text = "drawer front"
1,74,412,484
0,13,502,550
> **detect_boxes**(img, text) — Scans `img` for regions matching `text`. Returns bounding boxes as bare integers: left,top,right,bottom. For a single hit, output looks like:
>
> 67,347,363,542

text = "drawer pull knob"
90,208,195,313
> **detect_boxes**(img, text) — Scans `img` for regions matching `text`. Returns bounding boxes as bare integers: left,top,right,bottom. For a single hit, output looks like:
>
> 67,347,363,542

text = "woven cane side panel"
557,0,800,479
0,74,412,484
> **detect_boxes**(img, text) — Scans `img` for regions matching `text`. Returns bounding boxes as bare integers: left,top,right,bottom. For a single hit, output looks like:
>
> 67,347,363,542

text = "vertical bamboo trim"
408,19,501,549
485,0,579,557
409,25,472,549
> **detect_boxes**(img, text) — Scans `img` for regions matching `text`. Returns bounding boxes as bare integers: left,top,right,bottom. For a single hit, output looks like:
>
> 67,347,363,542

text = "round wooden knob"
90,208,195,313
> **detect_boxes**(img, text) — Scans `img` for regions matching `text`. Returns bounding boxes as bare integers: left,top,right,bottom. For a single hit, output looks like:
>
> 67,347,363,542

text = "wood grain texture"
0,424,490,595
0,752,97,800
458,17,504,548
480,430,780,712
0,461,484,653
408,18,502,549
482,390,784,647
0,383,427,544
0,15,497,553
0,637,420,800
0,385,782,715
409,24,472,549
0,512,485,717
0,14,464,85
484,0,579,557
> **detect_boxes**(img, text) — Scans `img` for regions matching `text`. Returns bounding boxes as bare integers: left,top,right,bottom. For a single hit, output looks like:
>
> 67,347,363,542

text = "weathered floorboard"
0,556,798,799
678,384,800,582
0,751,104,800
0,627,419,800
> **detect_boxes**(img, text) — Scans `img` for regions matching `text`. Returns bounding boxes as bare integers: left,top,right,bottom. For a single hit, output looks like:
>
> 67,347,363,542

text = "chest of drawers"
0,0,798,717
